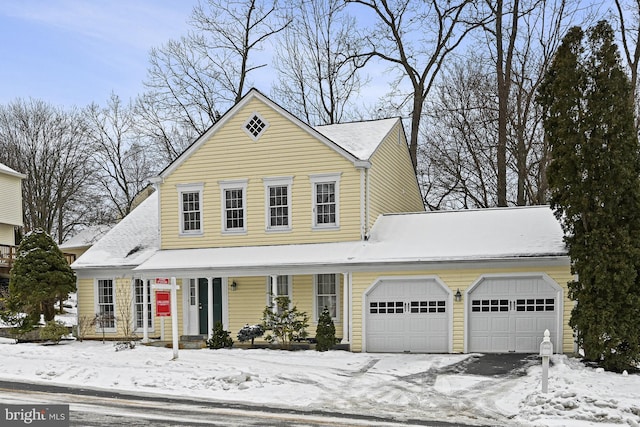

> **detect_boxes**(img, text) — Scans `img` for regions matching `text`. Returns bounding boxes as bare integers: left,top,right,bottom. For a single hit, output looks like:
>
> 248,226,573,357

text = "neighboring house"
0,162,25,285
73,89,572,353
59,224,114,261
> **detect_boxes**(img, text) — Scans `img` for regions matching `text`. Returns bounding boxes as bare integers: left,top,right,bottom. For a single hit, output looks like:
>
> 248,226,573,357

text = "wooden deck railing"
0,244,76,270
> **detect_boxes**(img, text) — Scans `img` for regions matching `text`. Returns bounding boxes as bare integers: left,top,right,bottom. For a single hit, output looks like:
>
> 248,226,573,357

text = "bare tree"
86,94,155,219
346,0,486,171
613,0,640,125
272,0,365,125
138,0,290,164
0,99,94,242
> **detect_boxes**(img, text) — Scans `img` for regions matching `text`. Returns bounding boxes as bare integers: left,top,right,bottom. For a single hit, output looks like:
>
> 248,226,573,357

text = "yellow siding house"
0,162,25,284
73,89,572,354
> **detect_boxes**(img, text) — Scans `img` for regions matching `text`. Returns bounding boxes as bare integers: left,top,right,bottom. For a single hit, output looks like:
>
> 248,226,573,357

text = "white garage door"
468,275,560,353
366,278,450,353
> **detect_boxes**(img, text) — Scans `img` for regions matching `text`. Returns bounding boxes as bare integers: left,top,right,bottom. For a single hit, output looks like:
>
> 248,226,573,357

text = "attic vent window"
244,112,269,140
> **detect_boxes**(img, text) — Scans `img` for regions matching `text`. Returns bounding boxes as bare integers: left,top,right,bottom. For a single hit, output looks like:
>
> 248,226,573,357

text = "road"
0,380,480,427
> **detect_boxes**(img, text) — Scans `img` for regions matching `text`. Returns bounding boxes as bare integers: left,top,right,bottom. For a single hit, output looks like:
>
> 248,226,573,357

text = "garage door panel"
468,276,560,353
366,279,450,353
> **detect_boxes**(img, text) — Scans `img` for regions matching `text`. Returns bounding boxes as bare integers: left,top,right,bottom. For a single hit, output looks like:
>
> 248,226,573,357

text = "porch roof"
133,241,366,276
134,205,567,277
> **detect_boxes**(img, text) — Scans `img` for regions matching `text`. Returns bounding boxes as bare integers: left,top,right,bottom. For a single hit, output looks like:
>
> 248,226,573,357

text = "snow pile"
0,340,638,426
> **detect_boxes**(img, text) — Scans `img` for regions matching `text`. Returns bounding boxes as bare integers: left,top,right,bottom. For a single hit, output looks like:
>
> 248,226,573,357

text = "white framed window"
267,275,292,314
310,173,341,229
177,183,204,235
315,274,340,321
96,278,116,331
133,279,153,331
219,179,248,233
263,176,293,231
243,112,269,140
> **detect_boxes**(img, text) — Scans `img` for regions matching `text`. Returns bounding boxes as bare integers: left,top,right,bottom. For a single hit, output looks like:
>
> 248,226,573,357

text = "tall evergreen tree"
538,21,640,371
8,229,76,322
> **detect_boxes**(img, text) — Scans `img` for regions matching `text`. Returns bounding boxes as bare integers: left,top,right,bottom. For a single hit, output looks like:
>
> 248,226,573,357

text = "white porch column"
270,275,278,314
342,272,350,343
207,277,214,339
142,277,149,343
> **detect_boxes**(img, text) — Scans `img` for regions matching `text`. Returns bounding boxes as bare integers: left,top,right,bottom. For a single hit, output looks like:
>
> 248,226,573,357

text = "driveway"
439,353,542,377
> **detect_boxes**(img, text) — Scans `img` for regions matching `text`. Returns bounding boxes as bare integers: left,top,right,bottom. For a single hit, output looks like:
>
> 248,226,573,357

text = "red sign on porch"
155,277,170,285
156,291,171,317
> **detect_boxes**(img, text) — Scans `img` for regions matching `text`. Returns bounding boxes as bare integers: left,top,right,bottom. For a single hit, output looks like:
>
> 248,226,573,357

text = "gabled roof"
152,89,395,181
59,224,113,250
0,162,26,179
72,192,159,270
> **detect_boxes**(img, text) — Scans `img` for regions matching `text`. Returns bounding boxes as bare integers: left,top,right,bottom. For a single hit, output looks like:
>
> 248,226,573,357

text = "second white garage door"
365,277,451,353
467,274,562,353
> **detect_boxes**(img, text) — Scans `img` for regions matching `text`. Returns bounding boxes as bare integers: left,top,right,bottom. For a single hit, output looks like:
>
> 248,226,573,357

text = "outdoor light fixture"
231,281,238,291
455,289,462,302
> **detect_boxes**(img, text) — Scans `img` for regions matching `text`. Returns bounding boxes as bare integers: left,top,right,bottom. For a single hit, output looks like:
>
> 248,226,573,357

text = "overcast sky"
0,0,199,107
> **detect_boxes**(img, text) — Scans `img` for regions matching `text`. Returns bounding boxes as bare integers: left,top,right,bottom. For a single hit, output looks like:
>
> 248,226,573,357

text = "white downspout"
341,272,350,344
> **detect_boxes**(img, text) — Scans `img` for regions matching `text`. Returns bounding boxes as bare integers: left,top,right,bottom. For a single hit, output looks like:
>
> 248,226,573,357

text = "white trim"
309,173,341,230
263,176,293,232
219,179,249,234
313,273,341,322
464,272,564,354
362,275,453,353
176,183,204,236
94,277,117,333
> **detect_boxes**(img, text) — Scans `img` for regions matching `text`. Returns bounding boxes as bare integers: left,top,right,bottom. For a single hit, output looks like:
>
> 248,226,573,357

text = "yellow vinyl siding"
0,224,15,246
77,276,184,341
0,173,23,228
367,122,424,230
160,97,362,249
227,274,344,343
350,265,573,353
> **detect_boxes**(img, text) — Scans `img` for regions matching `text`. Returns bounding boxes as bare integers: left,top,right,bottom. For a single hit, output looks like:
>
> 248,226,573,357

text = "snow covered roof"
134,205,566,276
0,162,25,179
364,205,567,263
315,118,399,161
60,224,113,250
72,192,159,270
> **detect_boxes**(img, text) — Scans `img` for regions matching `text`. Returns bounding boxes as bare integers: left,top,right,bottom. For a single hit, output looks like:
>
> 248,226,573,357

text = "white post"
539,329,553,393
207,277,214,339
341,272,349,344
270,275,278,314
142,279,149,343
161,317,165,341
171,277,179,360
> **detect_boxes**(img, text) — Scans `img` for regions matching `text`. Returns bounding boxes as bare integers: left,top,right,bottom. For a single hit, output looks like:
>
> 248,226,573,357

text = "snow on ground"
0,338,638,426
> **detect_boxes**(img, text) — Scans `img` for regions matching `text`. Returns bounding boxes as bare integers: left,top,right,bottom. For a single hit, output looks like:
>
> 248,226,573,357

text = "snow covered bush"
39,320,69,344
315,306,336,352
262,296,309,349
207,322,234,349
237,324,264,346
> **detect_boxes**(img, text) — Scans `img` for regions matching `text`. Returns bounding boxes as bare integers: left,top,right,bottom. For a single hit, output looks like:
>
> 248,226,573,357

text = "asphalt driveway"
440,352,543,377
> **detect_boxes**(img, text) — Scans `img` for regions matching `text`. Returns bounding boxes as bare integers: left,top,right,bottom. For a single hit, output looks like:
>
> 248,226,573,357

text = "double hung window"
310,173,341,229
220,180,248,233
315,274,339,320
96,279,115,330
178,184,204,235
263,177,292,231
134,279,153,330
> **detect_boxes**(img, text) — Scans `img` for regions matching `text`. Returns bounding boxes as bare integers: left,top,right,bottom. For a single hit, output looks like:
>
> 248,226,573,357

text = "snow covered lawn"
0,339,638,426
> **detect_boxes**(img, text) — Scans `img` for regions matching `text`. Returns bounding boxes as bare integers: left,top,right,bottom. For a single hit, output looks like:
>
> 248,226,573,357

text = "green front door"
198,278,223,335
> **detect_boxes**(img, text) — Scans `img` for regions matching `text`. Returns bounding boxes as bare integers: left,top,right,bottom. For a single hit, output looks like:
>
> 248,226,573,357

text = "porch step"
180,335,206,342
